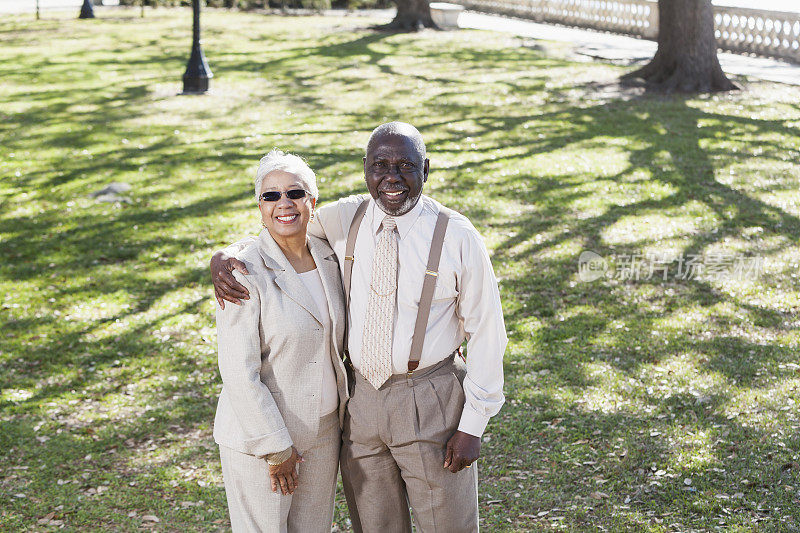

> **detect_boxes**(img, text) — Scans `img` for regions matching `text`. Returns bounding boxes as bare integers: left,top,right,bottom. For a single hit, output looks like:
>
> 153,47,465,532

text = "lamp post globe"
182,0,213,94
79,0,95,18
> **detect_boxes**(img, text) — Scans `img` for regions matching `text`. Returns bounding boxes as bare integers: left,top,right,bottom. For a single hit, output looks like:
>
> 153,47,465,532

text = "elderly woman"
213,149,347,533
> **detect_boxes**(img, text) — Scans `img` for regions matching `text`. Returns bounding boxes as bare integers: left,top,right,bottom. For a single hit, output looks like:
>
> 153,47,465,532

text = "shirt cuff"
457,406,490,437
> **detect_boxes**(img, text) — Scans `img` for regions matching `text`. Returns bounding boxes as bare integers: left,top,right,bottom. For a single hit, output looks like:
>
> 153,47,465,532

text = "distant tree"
383,0,435,30
623,0,738,93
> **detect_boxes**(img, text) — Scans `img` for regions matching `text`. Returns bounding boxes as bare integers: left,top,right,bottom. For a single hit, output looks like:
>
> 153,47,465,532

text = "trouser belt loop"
353,350,459,389
399,350,458,388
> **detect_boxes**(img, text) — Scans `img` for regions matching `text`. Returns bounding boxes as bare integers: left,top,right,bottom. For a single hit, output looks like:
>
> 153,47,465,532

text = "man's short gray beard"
375,189,422,217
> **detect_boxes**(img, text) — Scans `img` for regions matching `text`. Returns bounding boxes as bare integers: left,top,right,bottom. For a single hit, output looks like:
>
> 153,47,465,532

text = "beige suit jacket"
213,229,347,457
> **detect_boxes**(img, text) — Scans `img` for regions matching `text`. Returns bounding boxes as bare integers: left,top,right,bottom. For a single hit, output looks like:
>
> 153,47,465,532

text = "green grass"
2,7,800,531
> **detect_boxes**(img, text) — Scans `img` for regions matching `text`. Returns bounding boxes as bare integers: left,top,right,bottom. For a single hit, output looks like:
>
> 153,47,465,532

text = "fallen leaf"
37,513,55,525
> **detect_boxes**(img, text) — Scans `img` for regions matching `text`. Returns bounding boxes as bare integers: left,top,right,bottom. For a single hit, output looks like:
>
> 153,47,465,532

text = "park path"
5,0,798,13
458,12,800,86
0,0,79,13
5,1,797,85
0,0,120,14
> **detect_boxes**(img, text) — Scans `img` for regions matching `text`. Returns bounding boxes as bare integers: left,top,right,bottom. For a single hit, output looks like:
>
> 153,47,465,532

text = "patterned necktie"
360,216,398,390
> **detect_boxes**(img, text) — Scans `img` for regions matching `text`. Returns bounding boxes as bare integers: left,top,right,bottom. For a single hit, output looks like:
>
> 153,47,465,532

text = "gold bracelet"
266,447,293,466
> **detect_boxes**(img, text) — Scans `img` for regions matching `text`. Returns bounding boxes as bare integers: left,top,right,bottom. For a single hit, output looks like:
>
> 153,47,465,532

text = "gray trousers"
219,411,340,533
341,357,479,533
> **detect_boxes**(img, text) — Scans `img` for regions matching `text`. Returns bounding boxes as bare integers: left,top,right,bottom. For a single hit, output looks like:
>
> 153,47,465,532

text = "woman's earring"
261,220,268,229
309,210,315,221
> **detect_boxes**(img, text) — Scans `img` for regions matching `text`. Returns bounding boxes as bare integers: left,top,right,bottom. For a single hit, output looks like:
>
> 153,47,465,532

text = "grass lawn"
2,7,800,531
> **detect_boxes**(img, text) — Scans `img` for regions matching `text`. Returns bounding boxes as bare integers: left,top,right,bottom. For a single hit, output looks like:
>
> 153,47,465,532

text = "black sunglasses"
259,189,308,202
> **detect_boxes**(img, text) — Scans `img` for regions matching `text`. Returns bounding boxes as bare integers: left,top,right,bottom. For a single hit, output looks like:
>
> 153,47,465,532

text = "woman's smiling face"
258,170,315,240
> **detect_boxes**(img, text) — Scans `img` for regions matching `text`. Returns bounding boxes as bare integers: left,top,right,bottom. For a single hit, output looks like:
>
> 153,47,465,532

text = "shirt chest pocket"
432,268,458,302
397,270,458,307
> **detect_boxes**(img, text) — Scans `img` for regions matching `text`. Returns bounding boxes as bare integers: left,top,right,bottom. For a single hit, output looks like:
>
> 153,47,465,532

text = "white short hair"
254,149,319,202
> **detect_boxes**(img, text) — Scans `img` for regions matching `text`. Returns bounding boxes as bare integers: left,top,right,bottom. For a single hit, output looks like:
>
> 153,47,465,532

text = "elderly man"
211,122,506,532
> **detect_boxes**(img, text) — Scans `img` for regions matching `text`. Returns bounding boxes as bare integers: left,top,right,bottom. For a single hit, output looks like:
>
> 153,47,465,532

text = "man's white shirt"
224,194,506,437
310,195,506,438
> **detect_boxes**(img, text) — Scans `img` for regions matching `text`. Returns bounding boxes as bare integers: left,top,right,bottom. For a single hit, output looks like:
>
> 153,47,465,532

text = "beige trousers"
341,358,479,533
219,411,340,533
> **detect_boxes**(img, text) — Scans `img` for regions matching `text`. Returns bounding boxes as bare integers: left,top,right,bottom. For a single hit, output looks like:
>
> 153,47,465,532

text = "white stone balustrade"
457,0,800,63
714,6,800,62
458,0,658,37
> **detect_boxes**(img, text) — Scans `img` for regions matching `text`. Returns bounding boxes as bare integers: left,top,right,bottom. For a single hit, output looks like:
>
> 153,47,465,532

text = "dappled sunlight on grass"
729,376,800,429
600,202,721,246
2,7,800,531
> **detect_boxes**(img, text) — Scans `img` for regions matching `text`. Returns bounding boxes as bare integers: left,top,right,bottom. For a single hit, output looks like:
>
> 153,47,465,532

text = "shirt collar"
369,196,425,241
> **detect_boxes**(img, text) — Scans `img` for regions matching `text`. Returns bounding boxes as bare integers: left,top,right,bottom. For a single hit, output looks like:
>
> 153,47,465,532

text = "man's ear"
363,156,367,179
423,158,430,182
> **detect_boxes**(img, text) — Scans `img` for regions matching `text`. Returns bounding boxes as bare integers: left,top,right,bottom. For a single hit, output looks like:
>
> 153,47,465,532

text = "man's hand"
211,251,250,309
268,447,304,495
443,430,480,473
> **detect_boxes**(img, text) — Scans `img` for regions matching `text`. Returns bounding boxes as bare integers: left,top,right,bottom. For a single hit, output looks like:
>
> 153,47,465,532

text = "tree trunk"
78,0,95,18
382,0,437,31
622,0,738,93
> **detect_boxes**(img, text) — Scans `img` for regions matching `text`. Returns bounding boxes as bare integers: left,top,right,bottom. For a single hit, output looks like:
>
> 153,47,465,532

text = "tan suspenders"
342,198,450,375
342,199,369,367
407,209,450,372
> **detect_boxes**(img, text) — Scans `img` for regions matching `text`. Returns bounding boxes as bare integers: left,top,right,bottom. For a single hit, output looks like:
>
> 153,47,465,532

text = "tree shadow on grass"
481,389,798,530
1,12,799,530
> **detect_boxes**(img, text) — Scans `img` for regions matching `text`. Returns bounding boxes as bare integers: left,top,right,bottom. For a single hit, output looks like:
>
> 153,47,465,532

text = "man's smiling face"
363,133,429,216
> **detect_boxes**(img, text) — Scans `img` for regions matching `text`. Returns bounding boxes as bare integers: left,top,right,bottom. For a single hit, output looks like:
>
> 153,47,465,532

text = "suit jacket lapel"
257,229,324,326
309,236,345,359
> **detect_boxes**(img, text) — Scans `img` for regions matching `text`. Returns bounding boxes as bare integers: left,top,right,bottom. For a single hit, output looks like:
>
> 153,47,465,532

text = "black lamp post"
182,0,212,94
79,0,95,18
